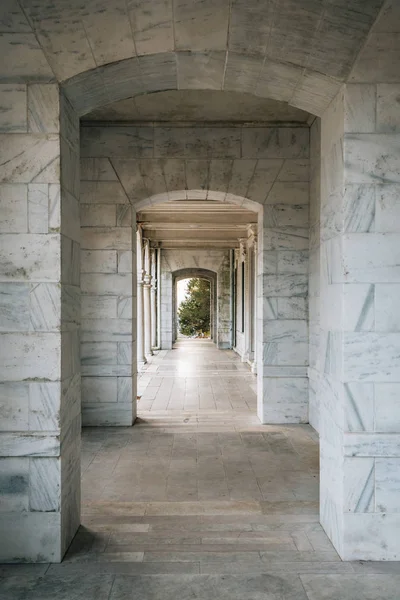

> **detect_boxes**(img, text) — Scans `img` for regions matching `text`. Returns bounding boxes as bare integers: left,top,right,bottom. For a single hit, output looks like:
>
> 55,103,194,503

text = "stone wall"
340,82,400,559
80,160,136,426
0,85,80,561
80,123,310,425
317,81,400,560
308,118,321,432
257,150,310,424
318,88,346,556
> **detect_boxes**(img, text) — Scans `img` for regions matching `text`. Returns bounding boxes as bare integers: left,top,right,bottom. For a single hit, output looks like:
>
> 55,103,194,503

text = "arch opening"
173,269,216,344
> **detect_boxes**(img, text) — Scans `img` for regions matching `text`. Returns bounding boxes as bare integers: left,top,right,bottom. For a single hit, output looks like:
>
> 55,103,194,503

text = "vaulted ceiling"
84,90,311,124
2,0,394,117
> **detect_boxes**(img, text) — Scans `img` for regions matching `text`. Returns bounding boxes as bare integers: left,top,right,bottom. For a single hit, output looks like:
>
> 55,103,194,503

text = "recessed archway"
172,269,217,345
1,0,397,569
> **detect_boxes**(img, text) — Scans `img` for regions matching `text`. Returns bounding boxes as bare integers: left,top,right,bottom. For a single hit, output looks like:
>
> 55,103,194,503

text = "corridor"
0,340,400,600
3,342,400,600
137,339,257,414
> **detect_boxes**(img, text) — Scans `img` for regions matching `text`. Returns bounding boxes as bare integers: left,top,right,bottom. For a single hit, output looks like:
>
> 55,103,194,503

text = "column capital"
143,274,152,287
238,238,247,261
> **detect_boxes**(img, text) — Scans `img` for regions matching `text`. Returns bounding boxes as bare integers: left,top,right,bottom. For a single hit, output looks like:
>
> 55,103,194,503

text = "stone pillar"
143,239,153,357
80,175,136,426
143,274,152,357
0,85,80,561
237,238,248,362
136,229,146,367
257,159,309,424
318,81,400,561
251,235,258,374
156,248,162,348
216,252,231,349
150,248,157,349
160,253,173,349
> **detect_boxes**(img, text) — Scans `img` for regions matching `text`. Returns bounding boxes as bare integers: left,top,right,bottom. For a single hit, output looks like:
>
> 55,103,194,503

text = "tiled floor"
137,339,257,413
2,340,400,599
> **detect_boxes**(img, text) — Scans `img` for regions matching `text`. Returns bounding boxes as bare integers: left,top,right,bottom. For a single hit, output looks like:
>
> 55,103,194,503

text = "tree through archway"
178,278,211,338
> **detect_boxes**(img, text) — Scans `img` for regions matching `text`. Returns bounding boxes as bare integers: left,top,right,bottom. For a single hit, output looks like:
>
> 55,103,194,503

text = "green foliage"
178,278,211,337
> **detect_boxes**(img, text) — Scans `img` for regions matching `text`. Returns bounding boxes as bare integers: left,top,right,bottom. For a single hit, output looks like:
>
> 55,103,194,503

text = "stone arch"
158,249,235,352
62,52,341,118
172,268,217,344
135,191,262,213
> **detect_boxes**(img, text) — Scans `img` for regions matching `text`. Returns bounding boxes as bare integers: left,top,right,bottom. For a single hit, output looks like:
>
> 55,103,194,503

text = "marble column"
150,248,157,349
0,85,80,562
251,235,258,374
136,229,146,367
143,273,152,357
238,238,248,362
143,239,153,358
156,247,162,349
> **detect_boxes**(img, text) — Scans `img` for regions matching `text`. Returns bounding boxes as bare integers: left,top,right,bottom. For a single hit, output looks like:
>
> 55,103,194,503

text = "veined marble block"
0,184,28,233
0,234,61,282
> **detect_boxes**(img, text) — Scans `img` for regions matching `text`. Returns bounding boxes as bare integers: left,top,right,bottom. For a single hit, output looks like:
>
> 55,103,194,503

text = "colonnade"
136,224,259,373
136,227,160,369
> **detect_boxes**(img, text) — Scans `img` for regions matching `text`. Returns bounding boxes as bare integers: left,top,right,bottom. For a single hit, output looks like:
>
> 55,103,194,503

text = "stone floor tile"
1,574,114,600
4,340,400,595
109,574,308,600
300,574,400,600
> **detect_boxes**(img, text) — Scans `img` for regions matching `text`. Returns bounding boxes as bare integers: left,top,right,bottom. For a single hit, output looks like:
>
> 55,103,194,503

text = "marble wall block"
80,186,135,424
344,382,374,433
28,85,59,134
345,134,400,185
374,383,400,432
81,204,116,227
80,250,117,274
0,184,28,233
375,184,400,233
375,284,400,331
262,377,308,423
375,458,400,513
0,512,62,562
0,234,61,281
80,181,128,204
80,126,154,158
82,376,117,403
128,0,173,55
0,332,61,381
0,457,29,512
0,84,27,132
0,134,60,184
0,383,29,431
81,227,132,250
177,51,226,90
377,84,400,133
343,233,400,283
29,457,61,511
342,512,400,560
242,128,309,159
344,457,374,513
344,84,376,134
